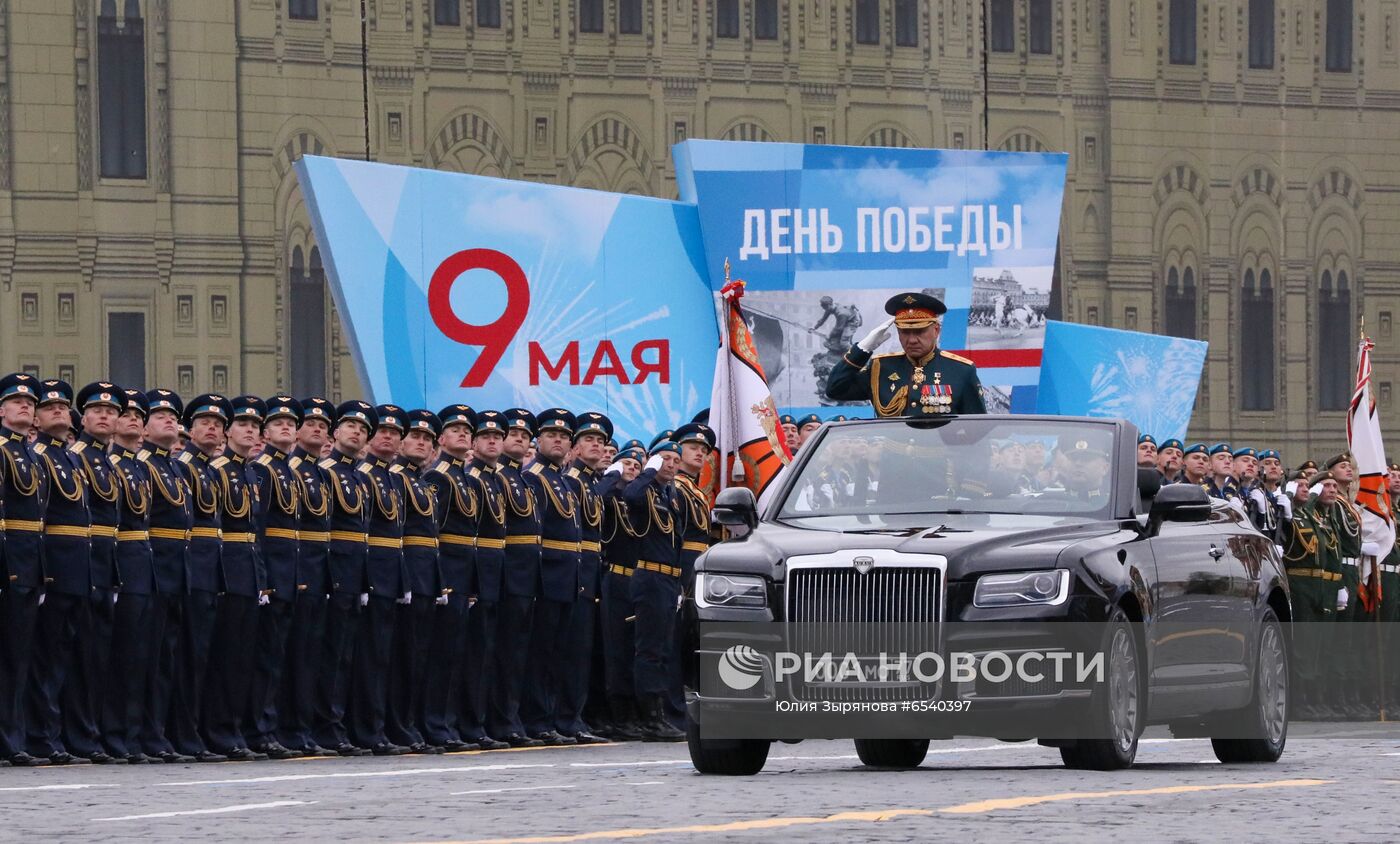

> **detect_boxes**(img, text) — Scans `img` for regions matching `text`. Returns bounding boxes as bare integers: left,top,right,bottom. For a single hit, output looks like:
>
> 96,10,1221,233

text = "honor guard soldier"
387,408,446,754
1283,469,1343,719
100,389,155,763
599,443,645,740
1322,452,1367,719
171,393,232,763
349,404,410,756
1381,461,1400,708
244,396,303,760
278,396,337,757
557,412,612,745
670,423,716,724
520,408,583,746
136,389,195,764
201,396,268,762
458,410,510,750
488,408,543,747
64,383,124,764
421,404,480,751
623,439,686,742
312,401,375,757
25,380,90,765
826,292,986,416
0,374,49,766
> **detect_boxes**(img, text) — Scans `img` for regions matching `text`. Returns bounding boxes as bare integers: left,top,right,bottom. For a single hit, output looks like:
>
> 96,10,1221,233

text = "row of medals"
912,367,953,413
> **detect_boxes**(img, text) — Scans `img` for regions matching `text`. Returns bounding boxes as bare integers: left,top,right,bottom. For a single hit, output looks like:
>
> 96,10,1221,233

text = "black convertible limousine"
683,415,1291,774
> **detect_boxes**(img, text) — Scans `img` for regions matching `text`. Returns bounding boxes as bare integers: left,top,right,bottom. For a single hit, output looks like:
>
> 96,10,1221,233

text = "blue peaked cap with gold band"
38,379,73,407
406,408,441,438
146,389,184,418
504,408,538,437
335,400,377,431
375,404,407,434
264,395,303,425
536,408,575,436
474,409,507,434
674,422,716,450
300,396,336,426
0,372,40,403
122,388,149,420
229,395,266,424
184,393,232,428
438,404,474,431
574,411,613,441
76,381,124,413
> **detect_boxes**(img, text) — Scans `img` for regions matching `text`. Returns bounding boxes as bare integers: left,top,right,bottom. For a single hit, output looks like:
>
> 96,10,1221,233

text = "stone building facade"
0,0,1389,455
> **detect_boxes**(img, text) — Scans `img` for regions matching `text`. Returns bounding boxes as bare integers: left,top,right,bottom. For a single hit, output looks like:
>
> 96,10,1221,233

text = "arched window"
290,245,327,397
1165,263,1197,339
1317,268,1352,410
98,0,147,179
1240,266,1275,410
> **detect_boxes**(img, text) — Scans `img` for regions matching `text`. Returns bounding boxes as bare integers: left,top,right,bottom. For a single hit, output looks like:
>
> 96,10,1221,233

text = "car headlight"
973,569,1071,608
695,573,768,609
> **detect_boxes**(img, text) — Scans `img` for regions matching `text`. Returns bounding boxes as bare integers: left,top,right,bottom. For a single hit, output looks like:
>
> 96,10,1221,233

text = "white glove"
435,593,449,606
360,592,369,607
112,593,119,605
37,593,45,607
605,460,626,476
258,593,270,606
856,316,897,353
1336,586,1349,612
397,591,412,605
644,454,664,473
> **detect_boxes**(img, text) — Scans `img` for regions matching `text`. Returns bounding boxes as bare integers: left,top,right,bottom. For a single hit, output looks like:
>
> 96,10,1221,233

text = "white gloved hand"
605,460,626,476
856,316,897,353
644,454,664,473
258,593,270,606
397,591,412,605
37,593,45,607
360,592,369,607
1336,586,1349,612
435,593,449,606
112,593,119,605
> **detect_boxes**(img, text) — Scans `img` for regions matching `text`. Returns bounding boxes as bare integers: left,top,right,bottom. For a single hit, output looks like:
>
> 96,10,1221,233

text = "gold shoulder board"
210,456,229,469
318,458,336,469
940,350,975,366
433,461,450,474
108,453,122,467
389,463,403,474
289,456,302,468
256,454,273,466
136,448,152,461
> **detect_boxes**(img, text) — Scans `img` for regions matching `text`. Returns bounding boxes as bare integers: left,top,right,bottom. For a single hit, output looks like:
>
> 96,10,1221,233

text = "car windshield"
775,417,1118,522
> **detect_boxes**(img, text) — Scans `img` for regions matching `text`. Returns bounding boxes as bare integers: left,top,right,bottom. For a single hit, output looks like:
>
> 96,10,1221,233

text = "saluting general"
825,292,986,416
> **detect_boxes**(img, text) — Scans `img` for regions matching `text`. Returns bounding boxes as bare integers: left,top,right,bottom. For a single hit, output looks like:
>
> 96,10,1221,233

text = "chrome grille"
784,565,941,702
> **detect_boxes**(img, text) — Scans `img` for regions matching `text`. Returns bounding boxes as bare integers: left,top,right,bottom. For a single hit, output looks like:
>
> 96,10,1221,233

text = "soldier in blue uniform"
349,404,410,755
1204,443,1242,503
170,393,231,763
64,383,124,764
245,396,304,759
624,438,686,742
795,414,822,450
1136,434,1158,469
599,442,644,740
1156,438,1185,483
24,380,90,765
458,410,509,750
826,292,986,416
312,401,374,757
101,389,155,763
278,396,338,757
387,408,446,754
422,404,480,751
137,389,195,764
489,408,544,747
556,411,612,745
779,414,799,454
1178,443,1210,485
669,423,716,727
201,396,268,762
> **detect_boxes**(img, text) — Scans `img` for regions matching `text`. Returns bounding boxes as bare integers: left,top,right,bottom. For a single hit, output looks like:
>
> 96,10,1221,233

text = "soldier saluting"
825,292,986,416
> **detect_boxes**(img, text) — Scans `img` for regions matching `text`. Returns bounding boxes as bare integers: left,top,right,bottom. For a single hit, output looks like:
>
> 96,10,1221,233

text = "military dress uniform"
599,444,642,738
825,292,986,416
312,401,374,756
386,408,445,753
201,397,268,761
245,396,304,759
24,380,91,764
458,410,509,749
1201,443,1243,504
421,404,478,750
555,411,612,742
624,440,686,741
1283,485,1340,717
278,396,336,756
1325,455,1368,717
63,383,124,763
669,423,717,726
1380,466,1400,708
489,409,543,745
169,393,230,762
0,374,52,765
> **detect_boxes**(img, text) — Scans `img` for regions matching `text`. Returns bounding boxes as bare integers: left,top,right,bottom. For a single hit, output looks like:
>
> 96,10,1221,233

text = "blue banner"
295,156,717,443
1036,321,1208,441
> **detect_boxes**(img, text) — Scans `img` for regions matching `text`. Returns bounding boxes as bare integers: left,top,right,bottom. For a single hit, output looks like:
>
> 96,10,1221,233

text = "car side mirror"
1149,483,1212,527
712,486,758,530
1136,467,1162,502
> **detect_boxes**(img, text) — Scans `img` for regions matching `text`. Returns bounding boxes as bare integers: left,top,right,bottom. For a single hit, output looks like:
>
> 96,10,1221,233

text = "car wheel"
853,738,930,769
1060,606,1142,771
686,720,770,775
1211,609,1288,764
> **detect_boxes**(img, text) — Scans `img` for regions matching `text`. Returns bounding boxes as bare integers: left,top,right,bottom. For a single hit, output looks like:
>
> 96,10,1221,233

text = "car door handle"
1208,545,1225,560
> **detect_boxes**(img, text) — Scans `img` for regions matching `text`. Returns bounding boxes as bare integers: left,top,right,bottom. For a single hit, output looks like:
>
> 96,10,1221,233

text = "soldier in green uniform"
1380,460,1400,713
1285,470,1344,719
825,292,986,416
1323,453,1366,718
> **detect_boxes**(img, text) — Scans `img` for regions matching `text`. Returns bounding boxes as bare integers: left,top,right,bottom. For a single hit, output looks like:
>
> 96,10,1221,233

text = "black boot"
606,697,645,741
637,696,684,742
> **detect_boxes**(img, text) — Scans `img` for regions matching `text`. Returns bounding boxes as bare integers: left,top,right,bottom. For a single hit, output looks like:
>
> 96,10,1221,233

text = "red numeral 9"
428,248,531,388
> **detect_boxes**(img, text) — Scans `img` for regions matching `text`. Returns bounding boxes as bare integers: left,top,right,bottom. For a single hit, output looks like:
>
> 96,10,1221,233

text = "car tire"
686,721,770,775
1060,606,1143,771
853,738,930,769
1211,609,1288,764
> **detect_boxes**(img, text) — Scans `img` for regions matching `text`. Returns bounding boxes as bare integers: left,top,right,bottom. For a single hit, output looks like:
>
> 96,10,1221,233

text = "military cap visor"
474,411,507,435
885,291,948,329
674,422,716,449
263,397,303,424
38,380,74,407
229,396,266,423
185,394,231,426
536,408,576,435
77,383,124,412
574,411,613,441
438,405,475,431
299,398,336,425
375,405,407,433
146,389,184,417
1065,439,1110,462
335,401,377,431
0,373,39,404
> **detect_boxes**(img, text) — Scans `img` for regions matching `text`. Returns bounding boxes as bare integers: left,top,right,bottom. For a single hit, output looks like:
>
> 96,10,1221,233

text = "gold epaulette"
433,460,450,474
357,461,373,473
389,463,403,474
256,454,273,466
108,453,122,467
177,450,193,464
289,456,302,468
210,456,229,469
940,350,975,366
527,463,544,475
136,449,152,462
872,352,906,361
566,467,580,478
318,458,336,469
71,440,87,454
468,467,481,479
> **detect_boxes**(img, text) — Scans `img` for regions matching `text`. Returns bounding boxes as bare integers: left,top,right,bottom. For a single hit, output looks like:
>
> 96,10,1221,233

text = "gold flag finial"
724,257,731,285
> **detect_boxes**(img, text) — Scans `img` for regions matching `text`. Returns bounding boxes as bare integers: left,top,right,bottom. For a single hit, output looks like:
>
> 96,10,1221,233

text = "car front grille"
784,565,941,702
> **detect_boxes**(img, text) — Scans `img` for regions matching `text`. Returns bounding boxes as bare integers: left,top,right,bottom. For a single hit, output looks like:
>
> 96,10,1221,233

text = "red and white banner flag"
710,278,791,499
1348,334,1394,611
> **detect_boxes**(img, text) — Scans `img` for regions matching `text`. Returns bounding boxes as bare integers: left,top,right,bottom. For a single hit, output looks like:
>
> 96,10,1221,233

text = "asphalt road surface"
3,730,1395,842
